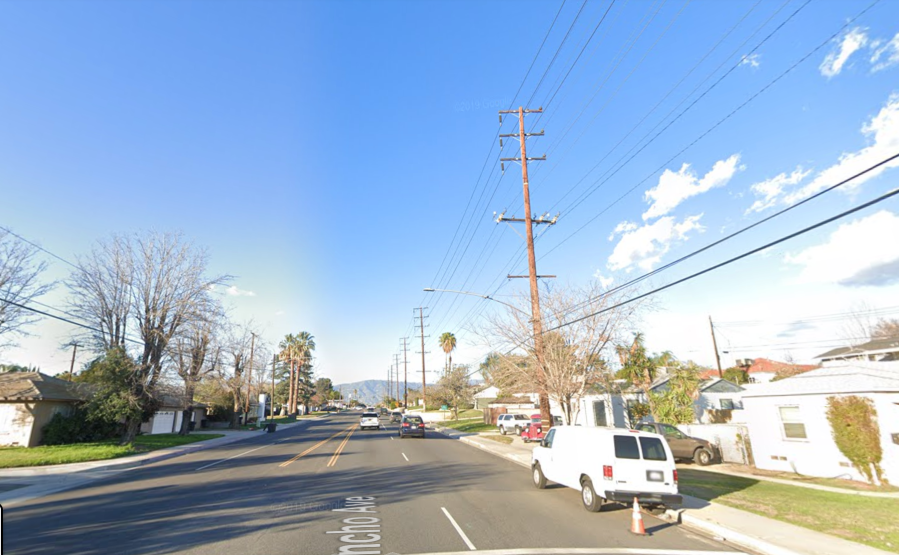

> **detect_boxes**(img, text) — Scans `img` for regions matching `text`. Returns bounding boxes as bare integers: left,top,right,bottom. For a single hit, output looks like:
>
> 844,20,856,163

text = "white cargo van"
531,426,682,512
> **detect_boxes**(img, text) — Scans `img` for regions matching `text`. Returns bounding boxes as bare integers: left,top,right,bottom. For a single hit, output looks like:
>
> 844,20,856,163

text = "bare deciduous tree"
0,229,53,350
67,235,133,351
479,281,642,426
68,230,228,443
871,318,899,340
220,322,255,429
170,298,224,435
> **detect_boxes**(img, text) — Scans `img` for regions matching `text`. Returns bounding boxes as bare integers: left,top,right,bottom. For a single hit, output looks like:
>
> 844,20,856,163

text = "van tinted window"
613,435,640,459
639,437,667,461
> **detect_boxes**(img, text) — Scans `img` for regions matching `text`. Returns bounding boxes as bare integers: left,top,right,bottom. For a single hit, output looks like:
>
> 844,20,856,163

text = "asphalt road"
4,413,743,555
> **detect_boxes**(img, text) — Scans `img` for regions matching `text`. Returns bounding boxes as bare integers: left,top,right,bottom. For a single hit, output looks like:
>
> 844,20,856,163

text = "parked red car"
520,414,543,443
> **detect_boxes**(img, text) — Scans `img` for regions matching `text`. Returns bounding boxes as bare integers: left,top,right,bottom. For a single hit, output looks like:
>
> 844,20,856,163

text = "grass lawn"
0,433,224,469
678,468,899,553
719,464,899,493
439,419,496,433
482,435,513,445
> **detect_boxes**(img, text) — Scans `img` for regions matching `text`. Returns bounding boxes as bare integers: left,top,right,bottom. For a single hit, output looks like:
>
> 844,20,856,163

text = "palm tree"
278,334,297,415
294,331,316,414
439,332,457,373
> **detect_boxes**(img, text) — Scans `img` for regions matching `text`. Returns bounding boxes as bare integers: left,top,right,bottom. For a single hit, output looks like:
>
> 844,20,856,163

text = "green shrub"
826,395,885,485
41,406,121,445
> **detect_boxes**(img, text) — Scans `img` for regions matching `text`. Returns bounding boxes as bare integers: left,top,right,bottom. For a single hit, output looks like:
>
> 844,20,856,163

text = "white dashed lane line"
402,452,410,462
441,507,476,551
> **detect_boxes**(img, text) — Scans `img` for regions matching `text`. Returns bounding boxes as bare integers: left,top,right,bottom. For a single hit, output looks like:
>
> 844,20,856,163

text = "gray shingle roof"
741,364,899,398
0,372,89,402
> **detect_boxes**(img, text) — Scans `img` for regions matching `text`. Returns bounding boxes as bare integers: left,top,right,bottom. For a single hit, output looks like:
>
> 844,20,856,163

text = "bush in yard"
41,406,121,445
649,364,699,425
826,395,885,485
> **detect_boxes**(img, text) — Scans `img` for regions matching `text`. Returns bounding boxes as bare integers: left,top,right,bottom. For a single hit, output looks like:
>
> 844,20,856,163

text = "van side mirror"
540,438,548,447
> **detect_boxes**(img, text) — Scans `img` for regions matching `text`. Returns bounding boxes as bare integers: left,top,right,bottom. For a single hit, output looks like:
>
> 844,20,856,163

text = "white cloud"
745,166,811,213
740,53,760,68
870,32,899,72
609,221,638,241
593,271,614,289
607,214,705,272
642,154,742,221
275,310,285,316
226,285,256,297
784,94,899,204
820,27,868,78
785,210,899,287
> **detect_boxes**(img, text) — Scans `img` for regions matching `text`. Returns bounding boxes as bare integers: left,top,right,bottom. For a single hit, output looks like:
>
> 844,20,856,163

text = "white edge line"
402,452,410,462
194,443,273,471
398,550,738,555
440,507,476,551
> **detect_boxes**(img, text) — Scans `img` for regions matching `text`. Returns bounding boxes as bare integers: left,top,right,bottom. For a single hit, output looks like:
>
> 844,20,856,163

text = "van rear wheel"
532,463,547,489
581,478,602,512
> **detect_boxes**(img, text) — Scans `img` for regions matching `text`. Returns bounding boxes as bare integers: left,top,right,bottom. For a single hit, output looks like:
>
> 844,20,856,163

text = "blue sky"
2,0,899,383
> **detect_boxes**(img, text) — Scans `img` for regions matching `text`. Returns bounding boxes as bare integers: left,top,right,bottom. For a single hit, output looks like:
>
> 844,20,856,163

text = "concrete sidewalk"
430,424,894,555
0,416,326,507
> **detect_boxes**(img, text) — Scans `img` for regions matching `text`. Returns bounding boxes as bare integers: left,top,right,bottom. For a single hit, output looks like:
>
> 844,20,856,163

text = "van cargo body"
531,426,682,512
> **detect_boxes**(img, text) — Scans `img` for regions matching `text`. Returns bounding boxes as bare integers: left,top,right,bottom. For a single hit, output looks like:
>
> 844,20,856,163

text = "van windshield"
639,437,668,461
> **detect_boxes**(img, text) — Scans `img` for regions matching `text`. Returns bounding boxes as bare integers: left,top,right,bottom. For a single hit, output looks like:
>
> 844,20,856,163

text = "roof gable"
0,372,89,402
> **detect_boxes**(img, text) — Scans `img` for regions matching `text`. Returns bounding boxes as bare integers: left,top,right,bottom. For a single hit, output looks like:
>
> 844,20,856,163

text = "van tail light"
603,465,613,481
673,470,678,484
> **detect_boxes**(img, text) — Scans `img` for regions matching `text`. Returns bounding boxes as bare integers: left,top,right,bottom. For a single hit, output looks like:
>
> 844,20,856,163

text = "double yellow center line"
279,423,358,468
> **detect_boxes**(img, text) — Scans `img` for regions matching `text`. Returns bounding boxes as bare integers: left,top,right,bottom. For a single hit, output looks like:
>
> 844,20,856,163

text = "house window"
778,406,807,439
593,400,607,427
720,398,735,410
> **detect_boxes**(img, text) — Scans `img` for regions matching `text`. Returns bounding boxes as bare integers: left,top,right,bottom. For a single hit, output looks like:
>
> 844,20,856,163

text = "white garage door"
151,411,176,434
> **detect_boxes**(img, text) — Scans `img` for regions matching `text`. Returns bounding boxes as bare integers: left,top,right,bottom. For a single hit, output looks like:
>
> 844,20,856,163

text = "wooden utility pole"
394,353,401,403
271,354,277,418
402,337,409,408
245,332,256,417
68,342,79,378
709,316,723,378
415,307,429,408
497,106,556,430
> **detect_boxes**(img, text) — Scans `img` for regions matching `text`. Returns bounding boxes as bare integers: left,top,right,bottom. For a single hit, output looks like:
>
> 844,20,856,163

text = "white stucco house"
742,364,899,484
472,385,499,410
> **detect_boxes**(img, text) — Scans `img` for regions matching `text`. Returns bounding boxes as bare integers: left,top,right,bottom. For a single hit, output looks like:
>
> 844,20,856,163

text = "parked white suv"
531,426,681,512
497,413,531,435
360,411,380,430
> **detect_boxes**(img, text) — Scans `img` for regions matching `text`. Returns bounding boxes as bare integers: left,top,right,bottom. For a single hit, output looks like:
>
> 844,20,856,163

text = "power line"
541,0,880,261
0,296,142,345
550,151,899,322
0,225,78,269
547,183,899,333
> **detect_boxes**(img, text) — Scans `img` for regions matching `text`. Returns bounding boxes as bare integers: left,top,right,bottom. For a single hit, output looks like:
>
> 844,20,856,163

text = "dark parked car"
636,422,719,465
399,415,425,438
379,407,389,416
389,411,402,423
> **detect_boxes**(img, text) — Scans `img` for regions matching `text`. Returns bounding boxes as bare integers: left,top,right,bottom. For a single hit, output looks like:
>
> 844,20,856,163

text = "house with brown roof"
706,358,819,383
0,372,90,447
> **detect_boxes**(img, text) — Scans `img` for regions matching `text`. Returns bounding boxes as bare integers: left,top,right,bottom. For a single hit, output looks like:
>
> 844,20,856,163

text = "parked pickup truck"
636,422,719,465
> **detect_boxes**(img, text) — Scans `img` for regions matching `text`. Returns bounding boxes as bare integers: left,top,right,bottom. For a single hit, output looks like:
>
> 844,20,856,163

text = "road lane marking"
395,550,738,555
402,452,409,462
195,444,274,471
327,424,357,467
441,507,476,551
279,425,355,468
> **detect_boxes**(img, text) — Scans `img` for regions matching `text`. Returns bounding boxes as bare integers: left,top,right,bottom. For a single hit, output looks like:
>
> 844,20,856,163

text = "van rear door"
611,433,674,494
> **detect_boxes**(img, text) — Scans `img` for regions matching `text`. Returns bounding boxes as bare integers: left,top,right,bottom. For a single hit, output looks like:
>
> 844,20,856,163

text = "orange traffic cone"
630,497,648,536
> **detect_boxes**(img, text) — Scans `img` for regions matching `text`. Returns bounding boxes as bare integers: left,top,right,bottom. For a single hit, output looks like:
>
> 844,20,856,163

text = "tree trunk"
179,406,193,435
288,361,296,415
121,418,141,445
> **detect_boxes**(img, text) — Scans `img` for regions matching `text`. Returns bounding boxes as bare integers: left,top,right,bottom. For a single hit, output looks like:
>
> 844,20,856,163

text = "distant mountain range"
335,377,484,406
335,379,436,406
